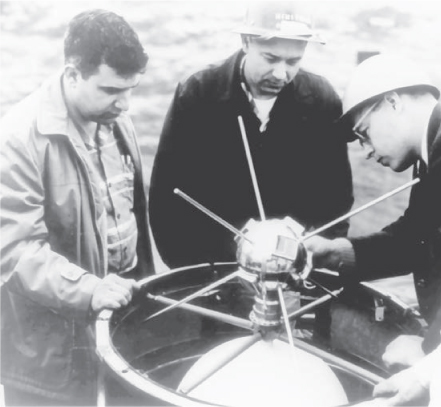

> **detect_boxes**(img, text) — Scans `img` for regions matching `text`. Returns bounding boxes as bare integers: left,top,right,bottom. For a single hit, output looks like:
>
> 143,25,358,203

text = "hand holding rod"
174,188,253,243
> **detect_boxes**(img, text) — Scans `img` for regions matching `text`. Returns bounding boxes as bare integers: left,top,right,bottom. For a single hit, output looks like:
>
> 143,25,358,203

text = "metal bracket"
374,297,385,322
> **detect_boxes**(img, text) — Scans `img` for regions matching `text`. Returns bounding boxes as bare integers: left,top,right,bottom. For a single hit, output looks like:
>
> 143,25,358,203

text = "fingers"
91,274,142,312
382,335,425,369
373,380,396,398
382,352,401,370
93,291,129,311
104,273,141,293
303,236,334,268
372,369,428,407
357,397,394,407
372,381,404,407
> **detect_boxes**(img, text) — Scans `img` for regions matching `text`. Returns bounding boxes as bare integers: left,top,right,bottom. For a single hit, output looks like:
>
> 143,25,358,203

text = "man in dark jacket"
149,2,354,269
305,54,441,405
0,10,154,406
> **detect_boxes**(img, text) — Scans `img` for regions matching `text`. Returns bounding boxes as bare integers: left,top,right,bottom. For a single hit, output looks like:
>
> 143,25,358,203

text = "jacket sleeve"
350,215,429,280
349,164,438,281
0,127,100,319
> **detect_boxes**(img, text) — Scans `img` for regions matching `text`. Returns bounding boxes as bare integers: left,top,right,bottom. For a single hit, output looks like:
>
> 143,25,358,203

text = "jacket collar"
215,50,245,102
36,73,72,137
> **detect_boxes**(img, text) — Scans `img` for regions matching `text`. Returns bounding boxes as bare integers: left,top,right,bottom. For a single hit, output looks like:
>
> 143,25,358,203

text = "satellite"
96,116,421,406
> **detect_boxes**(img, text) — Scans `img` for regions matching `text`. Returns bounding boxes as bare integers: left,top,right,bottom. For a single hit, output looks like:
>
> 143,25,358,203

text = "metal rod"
179,333,262,394
302,178,420,241
288,288,344,321
144,271,241,322
287,337,383,385
96,358,106,407
307,277,340,298
145,293,254,330
174,188,252,243
238,116,266,221
278,285,294,348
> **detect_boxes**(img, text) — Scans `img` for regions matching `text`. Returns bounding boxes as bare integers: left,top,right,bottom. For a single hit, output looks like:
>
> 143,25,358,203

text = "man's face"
71,64,142,124
242,37,307,99
354,99,415,172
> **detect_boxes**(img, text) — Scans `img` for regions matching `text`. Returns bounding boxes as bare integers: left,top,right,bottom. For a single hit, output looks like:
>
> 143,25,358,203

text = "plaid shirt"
86,124,138,274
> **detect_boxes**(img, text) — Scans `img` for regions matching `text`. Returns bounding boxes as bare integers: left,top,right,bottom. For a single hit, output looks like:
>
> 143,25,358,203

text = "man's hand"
303,235,340,269
91,273,141,313
373,368,429,406
382,335,425,369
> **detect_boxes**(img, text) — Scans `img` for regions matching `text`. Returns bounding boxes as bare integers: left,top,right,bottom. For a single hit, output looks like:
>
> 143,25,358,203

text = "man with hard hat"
305,53,441,398
149,1,353,269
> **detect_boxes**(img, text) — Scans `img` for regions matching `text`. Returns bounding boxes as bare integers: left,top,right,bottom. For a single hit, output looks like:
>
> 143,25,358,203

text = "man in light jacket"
0,9,154,406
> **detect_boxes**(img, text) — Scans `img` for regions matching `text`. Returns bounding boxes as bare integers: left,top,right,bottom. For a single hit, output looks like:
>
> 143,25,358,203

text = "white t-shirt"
254,97,277,133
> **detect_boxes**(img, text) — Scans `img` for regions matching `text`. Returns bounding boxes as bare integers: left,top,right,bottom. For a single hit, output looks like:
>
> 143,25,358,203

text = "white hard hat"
234,1,325,44
342,54,439,120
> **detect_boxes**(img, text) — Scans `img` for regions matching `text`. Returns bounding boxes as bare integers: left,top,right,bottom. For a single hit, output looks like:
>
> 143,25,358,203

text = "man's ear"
241,35,251,53
384,92,402,112
64,64,81,87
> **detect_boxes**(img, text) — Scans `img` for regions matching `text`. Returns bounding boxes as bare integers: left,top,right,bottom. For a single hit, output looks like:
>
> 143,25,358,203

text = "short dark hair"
64,9,148,78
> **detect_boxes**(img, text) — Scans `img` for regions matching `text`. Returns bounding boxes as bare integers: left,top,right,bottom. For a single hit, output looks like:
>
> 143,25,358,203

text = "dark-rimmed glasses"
352,99,381,146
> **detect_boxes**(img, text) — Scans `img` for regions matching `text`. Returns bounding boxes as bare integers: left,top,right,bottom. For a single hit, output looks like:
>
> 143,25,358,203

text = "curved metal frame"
96,263,384,407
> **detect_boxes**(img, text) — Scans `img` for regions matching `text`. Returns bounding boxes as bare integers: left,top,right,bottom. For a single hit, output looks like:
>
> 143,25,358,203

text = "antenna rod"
174,188,252,243
238,116,266,221
145,270,241,322
278,285,295,348
302,178,420,241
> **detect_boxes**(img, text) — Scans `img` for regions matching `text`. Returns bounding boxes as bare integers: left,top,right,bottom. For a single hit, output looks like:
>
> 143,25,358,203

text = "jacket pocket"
1,289,74,391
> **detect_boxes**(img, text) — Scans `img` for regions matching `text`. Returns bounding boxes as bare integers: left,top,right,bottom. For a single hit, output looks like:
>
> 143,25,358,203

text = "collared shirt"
84,124,138,274
240,57,277,133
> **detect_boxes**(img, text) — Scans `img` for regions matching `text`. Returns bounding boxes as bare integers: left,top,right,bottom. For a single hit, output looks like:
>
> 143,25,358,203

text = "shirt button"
117,214,121,219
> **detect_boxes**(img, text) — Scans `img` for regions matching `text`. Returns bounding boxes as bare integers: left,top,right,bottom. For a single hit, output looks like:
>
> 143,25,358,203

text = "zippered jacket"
0,74,154,400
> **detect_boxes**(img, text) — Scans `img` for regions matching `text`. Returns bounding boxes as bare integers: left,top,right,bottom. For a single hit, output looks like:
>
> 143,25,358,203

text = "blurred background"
1,0,441,272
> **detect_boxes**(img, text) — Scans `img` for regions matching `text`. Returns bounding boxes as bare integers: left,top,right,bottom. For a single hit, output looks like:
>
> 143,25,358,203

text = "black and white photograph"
1,1,441,406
